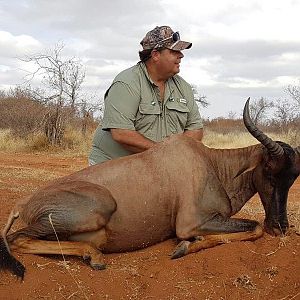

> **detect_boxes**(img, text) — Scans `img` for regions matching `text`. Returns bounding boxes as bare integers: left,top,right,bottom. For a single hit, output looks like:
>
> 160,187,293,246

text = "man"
89,25,203,164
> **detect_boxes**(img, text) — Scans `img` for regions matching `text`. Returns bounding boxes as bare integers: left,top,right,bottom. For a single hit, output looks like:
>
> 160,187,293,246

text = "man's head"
140,26,192,52
139,26,191,79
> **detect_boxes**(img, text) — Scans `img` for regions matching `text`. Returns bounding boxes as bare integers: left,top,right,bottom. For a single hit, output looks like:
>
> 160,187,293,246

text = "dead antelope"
1,98,299,280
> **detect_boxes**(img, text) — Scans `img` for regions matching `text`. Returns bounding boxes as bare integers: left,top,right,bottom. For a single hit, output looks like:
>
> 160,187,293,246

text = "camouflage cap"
140,26,192,51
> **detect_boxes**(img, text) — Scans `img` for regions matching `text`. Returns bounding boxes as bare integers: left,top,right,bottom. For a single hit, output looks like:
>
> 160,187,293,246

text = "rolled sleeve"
185,100,203,130
102,81,140,131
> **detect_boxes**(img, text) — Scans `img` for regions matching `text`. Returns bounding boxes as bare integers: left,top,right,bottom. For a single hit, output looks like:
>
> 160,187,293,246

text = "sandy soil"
0,151,299,300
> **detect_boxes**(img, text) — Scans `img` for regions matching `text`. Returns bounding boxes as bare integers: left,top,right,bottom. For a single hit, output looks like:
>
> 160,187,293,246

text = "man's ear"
151,49,160,62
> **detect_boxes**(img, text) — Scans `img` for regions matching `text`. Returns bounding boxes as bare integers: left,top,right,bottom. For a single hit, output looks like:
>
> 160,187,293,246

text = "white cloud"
0,0,299,117
0,65,11,72
0,31,41,57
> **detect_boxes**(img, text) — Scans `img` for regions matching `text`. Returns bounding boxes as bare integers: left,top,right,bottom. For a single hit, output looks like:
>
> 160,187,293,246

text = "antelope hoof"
83,254,90,260
171,241,190,259
90,261,106,270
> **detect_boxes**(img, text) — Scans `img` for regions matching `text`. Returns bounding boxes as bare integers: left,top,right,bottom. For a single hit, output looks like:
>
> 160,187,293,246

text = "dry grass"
203,128,300,148
233,275,256,290
0,126,299,154
203,130,258,148
0,128,93,155
0,129,27,151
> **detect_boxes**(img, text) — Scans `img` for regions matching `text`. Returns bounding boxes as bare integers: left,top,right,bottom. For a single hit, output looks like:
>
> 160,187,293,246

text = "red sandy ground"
0,151,299,300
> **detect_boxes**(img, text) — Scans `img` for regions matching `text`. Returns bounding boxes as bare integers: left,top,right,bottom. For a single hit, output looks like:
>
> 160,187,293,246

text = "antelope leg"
11,237,106,270
172,223,263,259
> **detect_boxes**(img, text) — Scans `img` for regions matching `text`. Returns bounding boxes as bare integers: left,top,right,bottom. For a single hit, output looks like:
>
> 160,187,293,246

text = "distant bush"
204,116,300,148
0,89,299,153
0,86,99,141
1,126,298,155
0,97,46,136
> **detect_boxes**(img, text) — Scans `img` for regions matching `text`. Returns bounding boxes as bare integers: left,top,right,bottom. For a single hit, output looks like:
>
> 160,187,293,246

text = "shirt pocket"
135,101,161,135
165,99,190,133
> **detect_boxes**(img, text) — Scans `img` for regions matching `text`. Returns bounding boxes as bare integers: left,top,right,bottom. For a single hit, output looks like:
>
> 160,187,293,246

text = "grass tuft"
0,128,93,155
0,129,27,152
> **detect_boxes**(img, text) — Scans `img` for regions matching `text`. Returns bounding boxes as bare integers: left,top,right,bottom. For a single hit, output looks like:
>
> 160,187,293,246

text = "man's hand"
183,129,203,141
111,128,203,154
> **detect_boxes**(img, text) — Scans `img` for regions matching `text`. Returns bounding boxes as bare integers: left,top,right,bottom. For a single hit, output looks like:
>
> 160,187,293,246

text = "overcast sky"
1,0,300,118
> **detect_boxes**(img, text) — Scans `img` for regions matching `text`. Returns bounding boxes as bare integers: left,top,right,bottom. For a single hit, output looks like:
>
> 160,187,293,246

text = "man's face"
156,48,184,77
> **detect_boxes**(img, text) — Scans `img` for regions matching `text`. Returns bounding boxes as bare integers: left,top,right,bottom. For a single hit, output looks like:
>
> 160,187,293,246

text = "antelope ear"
234,150,262,178
234,164,257,178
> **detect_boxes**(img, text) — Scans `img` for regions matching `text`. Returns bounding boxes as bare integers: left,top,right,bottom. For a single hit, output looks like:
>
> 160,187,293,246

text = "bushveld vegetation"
0,85,299,154
0,44,299,153
0,86,98,154
203,117,300,148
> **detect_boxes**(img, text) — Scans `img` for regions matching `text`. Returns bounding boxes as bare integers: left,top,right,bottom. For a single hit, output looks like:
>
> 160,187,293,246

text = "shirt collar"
139,62,155,85
138,62,175,93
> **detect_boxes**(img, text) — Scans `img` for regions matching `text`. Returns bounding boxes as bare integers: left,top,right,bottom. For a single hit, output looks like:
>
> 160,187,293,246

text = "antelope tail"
0,236,25,280
1,210,25,280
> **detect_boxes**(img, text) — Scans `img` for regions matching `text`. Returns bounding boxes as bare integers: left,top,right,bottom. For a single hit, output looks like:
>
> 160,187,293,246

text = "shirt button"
151,101,156,105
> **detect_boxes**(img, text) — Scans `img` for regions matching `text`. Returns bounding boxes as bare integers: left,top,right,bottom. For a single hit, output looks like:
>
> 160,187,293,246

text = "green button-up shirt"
89,62,203,164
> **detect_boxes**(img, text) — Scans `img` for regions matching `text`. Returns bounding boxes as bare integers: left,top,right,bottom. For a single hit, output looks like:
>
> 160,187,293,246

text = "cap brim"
168,40,192,51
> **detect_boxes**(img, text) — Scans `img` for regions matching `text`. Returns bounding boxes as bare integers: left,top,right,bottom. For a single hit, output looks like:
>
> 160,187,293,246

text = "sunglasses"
153,31,180,49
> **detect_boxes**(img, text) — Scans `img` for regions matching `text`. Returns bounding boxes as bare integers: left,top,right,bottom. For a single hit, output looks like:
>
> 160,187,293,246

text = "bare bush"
249,97,274,125
21,43,86,145
268,82,300,133
191,84,209,108
272,98,299,131
286,82,300,107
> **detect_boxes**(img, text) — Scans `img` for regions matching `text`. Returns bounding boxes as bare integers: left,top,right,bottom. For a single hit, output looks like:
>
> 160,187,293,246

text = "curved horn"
243,97,284,157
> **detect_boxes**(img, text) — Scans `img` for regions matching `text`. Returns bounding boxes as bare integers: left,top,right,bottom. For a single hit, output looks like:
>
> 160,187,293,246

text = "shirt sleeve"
102,81,140,131
185,89,204,131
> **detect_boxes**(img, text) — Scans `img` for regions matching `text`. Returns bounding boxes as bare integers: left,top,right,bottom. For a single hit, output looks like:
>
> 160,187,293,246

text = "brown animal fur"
1,134,299,279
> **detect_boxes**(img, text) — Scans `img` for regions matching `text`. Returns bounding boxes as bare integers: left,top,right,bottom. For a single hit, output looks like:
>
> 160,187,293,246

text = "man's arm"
183,128,203,141
111,128,156,153
112,128,203,153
